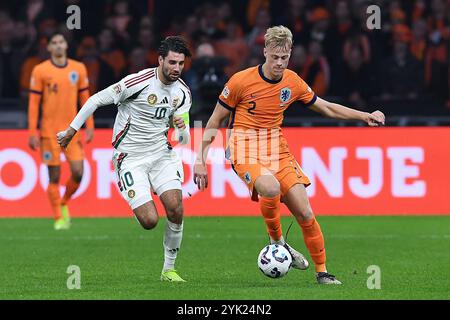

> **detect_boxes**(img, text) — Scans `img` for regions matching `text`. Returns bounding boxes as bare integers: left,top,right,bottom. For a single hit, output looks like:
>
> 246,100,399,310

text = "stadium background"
0,0,449,217
0,0,449,302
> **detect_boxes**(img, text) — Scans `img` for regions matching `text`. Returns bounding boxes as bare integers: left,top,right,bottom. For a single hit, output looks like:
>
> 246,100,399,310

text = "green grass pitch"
0,216,449,300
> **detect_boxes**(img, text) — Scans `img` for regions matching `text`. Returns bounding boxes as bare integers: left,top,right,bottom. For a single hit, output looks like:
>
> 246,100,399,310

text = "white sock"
270,236,285,245
163,220,183,271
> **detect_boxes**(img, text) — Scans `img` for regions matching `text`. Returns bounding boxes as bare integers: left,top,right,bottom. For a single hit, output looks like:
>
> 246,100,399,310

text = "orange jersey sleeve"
294,72,317,107
218,71,244,110
28,65,43,136
218,66,318,130
77,63,94,129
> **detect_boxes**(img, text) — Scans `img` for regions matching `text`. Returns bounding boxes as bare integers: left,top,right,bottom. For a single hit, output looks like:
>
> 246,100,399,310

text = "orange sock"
260,195,283,242
61,178,80,205
299,216,327,272
47,183,61,220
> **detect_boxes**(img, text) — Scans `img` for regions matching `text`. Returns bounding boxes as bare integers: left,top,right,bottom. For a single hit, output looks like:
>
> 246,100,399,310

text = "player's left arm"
309,97,385,126
172,87,192,145
78,63,94,143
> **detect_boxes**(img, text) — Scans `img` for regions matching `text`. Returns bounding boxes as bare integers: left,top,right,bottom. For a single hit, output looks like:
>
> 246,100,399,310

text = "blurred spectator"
77,36,115,94
424,0,449,107
36,18,57,39
0,12,21,98
216,2,234,34
325,0,353,68
380,25,424,100
247,8,271,56
18,0,52,28
20,37,49,100
412,0,427,23
215,20,250,78
124,47,150,75
105,0,132,47
411,19,428,61
138,28,159,67
98,28,126,81
185,43,227,116
308,7,331,44
289,45,307,73
332,46,373,109
0,0,449,119
298,41,330,97
343,30,371,64
247,0,270,28
193,2,226,42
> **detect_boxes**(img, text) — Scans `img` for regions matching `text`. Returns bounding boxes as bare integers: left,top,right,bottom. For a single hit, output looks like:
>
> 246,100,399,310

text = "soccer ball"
257,244,292,278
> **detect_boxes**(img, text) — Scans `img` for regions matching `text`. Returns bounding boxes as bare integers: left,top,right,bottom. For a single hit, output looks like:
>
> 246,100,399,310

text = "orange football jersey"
28,59,94,138
218,65,316,130
218,65,316,162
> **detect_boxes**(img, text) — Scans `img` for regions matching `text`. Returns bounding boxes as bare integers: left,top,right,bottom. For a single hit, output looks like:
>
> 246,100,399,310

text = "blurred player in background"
57,36,192,282
28,33,94,230
194,26,385,285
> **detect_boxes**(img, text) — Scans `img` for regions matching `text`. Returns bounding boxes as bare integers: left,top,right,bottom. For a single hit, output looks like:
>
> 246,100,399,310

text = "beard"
162,65,180,83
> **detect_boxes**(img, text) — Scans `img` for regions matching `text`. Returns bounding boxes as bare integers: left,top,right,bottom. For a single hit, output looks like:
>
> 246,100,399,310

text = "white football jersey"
108,67,191,155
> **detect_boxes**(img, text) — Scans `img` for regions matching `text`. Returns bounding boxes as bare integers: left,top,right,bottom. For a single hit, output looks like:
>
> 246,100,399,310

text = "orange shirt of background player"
28,59,94,140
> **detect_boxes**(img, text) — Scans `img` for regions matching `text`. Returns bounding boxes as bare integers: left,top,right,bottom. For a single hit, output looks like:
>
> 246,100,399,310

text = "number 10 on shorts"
118,171,134,191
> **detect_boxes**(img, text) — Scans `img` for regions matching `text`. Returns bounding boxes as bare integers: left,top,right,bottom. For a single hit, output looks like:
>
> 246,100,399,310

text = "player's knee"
255,176,280,198
140,214,158,230
301,208,314,222
165,201,184,223
71,169,83,183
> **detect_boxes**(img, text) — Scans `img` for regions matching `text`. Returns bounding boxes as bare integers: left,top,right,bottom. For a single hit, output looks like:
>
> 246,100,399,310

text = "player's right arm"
57,69,151,148
194,74,242,191
28,65,43,150
193,102,231,191
57,86,115,148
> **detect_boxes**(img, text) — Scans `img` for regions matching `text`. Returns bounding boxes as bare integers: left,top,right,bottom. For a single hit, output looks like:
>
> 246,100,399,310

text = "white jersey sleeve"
172,81,192,145
70,87,114,131
110,68,156,105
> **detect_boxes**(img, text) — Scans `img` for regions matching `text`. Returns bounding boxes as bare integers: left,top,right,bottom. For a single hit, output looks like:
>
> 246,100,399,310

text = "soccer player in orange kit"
28,33,94,230
193,26,385,284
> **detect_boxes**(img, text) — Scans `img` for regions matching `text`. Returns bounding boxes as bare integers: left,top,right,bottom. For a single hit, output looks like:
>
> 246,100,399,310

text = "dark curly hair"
157,36,192,59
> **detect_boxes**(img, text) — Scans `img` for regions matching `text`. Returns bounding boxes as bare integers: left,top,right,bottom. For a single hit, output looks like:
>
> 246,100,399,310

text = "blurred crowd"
0,0,449,121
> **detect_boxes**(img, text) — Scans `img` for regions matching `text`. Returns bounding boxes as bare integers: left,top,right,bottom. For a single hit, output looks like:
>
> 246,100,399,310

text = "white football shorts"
112,148,184,210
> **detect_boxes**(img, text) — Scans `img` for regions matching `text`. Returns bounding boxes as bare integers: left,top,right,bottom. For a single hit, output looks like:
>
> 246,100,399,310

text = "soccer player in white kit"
57,36,192,282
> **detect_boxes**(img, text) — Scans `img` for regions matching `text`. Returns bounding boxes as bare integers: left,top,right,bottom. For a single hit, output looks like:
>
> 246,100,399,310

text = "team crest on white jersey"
147,94,157,105
280,88,291,103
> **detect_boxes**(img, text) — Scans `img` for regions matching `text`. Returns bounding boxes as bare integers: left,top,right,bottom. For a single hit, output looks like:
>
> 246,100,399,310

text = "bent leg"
282,183,327,273
159,188,184,274
254,174,284,243
61,160,83,205
47,165,62,220
133,200,159,230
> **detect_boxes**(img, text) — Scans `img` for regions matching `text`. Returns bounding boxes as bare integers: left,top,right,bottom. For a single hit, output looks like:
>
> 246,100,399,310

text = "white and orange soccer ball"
257,244,292,278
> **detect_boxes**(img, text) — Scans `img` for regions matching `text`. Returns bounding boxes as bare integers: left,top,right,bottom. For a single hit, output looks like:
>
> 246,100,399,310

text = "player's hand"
57,127,77,148
28,136,40,151
193,162,208,191
366,110,385,127
173,116,186,130
85,128,94,144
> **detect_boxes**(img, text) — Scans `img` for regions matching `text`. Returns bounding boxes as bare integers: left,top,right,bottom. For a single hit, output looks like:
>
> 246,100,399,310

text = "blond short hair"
264,25,293,49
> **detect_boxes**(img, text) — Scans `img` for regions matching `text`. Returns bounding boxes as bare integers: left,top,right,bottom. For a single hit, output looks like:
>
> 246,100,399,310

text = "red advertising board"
0,128,449,217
